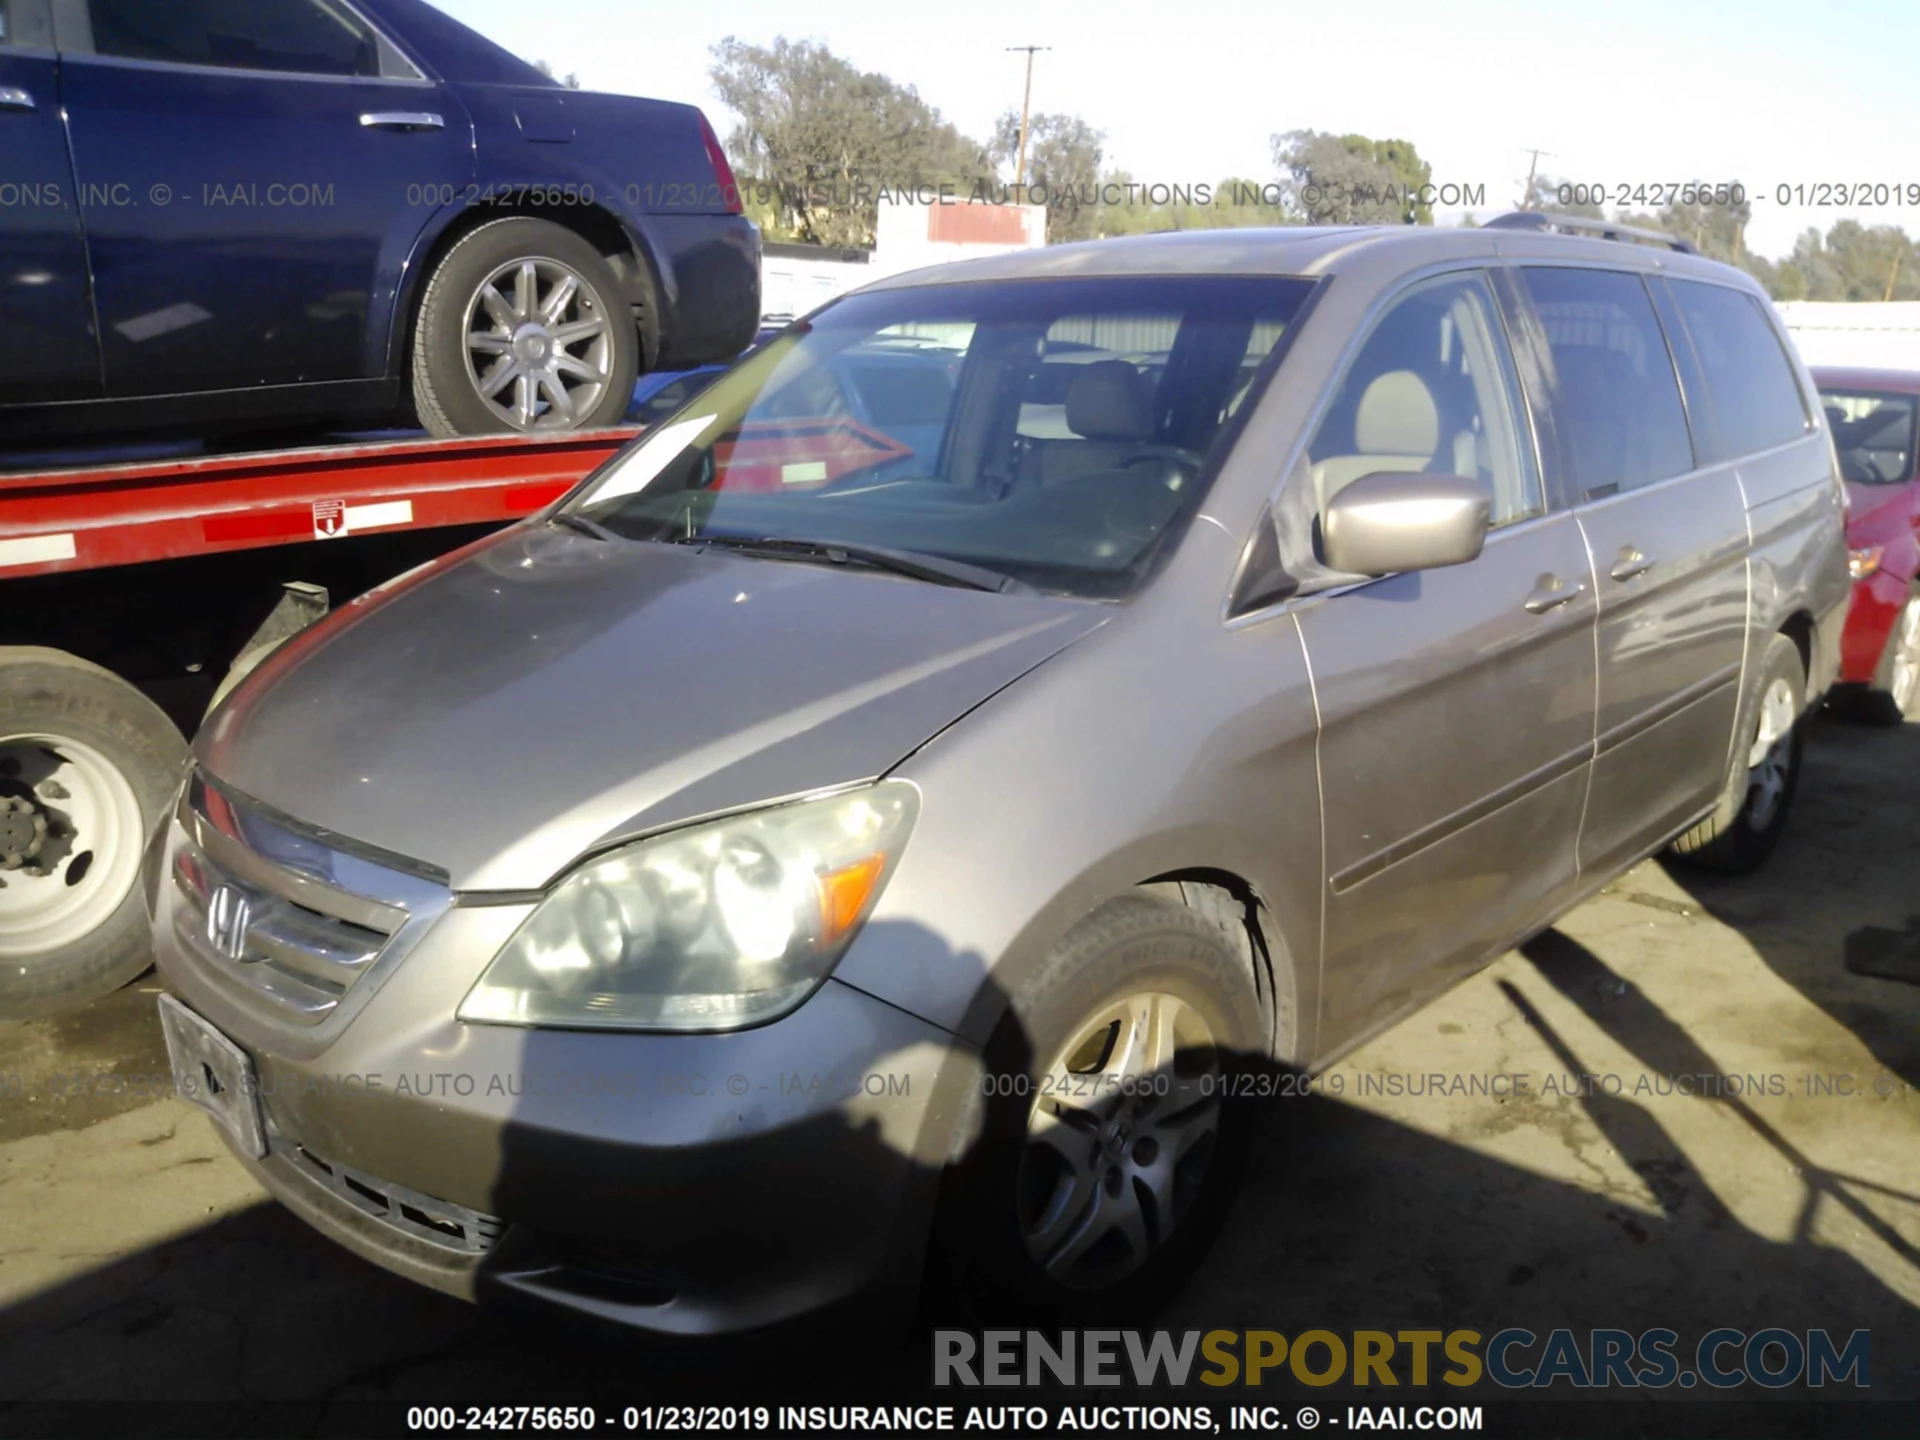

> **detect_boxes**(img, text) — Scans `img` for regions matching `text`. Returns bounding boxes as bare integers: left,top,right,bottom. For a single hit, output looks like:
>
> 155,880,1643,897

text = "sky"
435,0,1920,260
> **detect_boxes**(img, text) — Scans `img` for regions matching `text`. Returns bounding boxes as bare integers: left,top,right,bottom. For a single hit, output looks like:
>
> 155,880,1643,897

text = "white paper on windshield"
583,413,719,503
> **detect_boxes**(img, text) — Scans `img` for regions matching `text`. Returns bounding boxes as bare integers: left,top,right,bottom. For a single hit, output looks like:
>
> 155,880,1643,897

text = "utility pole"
1007,45,1049,190
1520,148,1551,208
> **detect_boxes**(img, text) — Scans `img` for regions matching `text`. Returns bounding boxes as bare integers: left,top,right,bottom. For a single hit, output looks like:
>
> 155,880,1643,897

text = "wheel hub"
0,736,145,961
0,795,47,868
511,323,554,367
1019,990,1223,1289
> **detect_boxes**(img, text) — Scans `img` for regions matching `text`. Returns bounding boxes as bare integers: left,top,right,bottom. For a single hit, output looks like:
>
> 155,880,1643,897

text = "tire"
934,892,1267,1320
1861,592,1920,726
410,217,640,439
1669,633,1806,874
0,649,187,1022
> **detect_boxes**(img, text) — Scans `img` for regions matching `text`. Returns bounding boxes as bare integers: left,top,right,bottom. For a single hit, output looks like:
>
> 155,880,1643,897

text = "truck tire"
411,218,639,438
1669,633,1806,874
0,649,187,1022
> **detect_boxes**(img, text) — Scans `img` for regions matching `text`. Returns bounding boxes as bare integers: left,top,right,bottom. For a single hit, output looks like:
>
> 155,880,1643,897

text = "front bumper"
152,818,977,1336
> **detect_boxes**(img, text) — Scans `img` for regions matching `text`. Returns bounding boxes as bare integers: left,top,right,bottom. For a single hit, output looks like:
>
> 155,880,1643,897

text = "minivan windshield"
567,275,1314,597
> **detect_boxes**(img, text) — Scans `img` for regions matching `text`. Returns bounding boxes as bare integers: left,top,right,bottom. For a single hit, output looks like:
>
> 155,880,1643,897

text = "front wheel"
935,893,1266,1318
0,650,187,1021
1669,632,1806,874
410,218,640,438
1863,593,1920,725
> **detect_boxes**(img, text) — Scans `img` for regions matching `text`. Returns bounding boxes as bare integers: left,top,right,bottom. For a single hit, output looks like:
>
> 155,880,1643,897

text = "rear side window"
1667,280,1810,461
86,0,381,76
1518,268,1694,496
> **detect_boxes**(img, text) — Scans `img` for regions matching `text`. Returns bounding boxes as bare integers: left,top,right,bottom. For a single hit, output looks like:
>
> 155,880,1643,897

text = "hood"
198,527,1106,890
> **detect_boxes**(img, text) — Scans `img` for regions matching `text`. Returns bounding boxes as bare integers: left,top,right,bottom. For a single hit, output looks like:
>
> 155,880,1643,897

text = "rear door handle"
1524,575,1587,614
359,111,444,130
0,87,36,112
1609,546,1655,582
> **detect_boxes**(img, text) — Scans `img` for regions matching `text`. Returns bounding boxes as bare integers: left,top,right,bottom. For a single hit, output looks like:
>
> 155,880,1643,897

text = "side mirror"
1321,472,1492,577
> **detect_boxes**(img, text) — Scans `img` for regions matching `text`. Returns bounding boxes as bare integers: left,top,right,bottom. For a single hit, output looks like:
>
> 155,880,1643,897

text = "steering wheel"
1114,442,1208,482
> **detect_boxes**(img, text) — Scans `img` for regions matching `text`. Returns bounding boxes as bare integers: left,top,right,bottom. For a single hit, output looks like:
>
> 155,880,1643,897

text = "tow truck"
0,425,638,1019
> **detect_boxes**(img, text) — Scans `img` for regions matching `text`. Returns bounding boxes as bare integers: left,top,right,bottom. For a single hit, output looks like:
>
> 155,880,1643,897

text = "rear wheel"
0,650,186,1021
411,218,640,439
1669,633,1806,874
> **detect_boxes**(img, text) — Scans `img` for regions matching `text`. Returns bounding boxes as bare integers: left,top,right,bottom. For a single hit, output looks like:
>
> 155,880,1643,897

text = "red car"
1813,366,1920,722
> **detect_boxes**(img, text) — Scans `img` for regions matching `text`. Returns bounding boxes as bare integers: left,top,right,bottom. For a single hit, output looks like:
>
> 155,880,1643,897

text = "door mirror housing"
1321,472,1492,577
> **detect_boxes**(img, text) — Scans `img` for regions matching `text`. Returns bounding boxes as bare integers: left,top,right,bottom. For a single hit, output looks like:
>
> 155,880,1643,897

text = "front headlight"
458,782,918,1031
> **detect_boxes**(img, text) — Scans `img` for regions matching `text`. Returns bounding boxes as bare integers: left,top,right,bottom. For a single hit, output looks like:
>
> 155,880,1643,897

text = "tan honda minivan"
152,212,1850,1333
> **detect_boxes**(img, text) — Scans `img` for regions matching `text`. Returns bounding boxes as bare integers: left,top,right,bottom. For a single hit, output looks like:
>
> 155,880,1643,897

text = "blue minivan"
0,0,759,440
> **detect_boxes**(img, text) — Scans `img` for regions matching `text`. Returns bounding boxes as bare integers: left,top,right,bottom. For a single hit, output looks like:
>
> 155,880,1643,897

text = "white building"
1776,301,1920,371
757,196,1047,324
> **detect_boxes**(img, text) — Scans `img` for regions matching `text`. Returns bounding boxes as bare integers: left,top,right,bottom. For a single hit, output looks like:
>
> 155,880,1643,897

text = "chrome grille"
170,772,449,1026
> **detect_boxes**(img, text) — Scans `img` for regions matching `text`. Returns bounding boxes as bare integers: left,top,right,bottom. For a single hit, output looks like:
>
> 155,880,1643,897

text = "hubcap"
1890,599,1920,717
462,257,613,432
1743,676,1798,831
0,737,145,963
1019,991,1222,1290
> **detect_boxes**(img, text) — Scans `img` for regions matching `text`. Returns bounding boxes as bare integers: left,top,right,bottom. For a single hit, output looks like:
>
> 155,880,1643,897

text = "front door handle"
0,87,36,112
359,111,445,130
1609,546,1655,582
1524,574,1587,614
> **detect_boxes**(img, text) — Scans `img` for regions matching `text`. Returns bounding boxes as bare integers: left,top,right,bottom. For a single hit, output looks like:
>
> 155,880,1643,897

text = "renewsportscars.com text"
933,1328,1871,1390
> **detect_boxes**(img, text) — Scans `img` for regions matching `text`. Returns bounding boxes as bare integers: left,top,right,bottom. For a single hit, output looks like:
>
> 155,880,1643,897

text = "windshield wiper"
548,511,620,541
683,535,1030,593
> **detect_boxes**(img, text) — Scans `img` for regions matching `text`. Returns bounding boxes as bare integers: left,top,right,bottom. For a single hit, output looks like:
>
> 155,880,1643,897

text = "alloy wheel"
1018,991,1222,1290
461,256,615,432
1744,676,1799,831
1889,599,1920,718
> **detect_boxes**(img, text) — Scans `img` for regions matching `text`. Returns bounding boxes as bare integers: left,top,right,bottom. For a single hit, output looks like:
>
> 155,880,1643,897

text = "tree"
1656,190,1752,266
708,36,991,247
989,109,1104,241
532,59,582,89
1271,131,1434,225
1765,221,1920,302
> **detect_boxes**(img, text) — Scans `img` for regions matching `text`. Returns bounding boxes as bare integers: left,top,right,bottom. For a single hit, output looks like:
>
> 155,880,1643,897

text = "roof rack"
1484,210,1694,255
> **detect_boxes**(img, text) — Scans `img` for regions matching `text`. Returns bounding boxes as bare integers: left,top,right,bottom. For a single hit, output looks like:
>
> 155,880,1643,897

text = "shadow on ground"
1662,715,1920,1091
0,1059,1912,1415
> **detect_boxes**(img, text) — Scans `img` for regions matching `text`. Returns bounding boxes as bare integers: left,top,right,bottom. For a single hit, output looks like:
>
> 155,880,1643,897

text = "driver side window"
1308,272,1541,534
